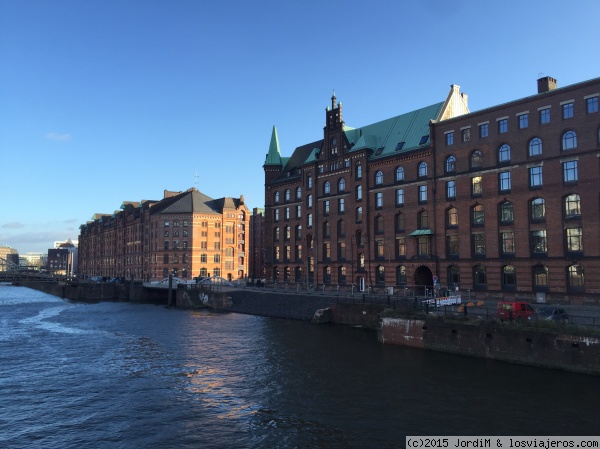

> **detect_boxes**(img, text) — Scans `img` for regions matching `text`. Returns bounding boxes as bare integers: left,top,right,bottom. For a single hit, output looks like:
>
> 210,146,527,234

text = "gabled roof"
150,188,245,215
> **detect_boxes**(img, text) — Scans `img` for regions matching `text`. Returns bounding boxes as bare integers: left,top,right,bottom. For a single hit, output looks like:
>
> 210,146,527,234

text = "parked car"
155,277,187,286
497,301,536,322
529,307,569,323
199,276,234,287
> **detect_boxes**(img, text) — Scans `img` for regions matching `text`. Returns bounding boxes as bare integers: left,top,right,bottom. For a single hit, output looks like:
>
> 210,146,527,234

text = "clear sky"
1,0,599,254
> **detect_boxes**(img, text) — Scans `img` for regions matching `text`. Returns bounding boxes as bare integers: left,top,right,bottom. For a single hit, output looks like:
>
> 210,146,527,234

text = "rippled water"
1,285,598,449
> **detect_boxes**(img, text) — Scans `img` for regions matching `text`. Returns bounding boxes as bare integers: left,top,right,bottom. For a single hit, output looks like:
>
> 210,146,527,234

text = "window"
419,185,427,203
562,130,577,150
356,230,363,247
285,207,290,220
296,205,301,218
562,102,574,119
518,113,528,129
323,266,331,283
338,266,347,283
163,253,169,264
471,150,483,169
499,171,511,192
356,185,362,201
498,119,508,134
375,192,383,208
324,181,331,194
307,194,312,208
376,265,385,284
274,227,280,241
533,265,548,287
375,171,383,185
395,213,405,232
274,209,279,222
395,188,404,206
446,181,456,200
417,236,430,256
568,264,584,289
447,207,458,227
448,265,460,286
296,187,302,199
471,176,482,196
447,235,459,256
587,96,599,113
419,135,429,145
307,175,312,188
323,243,331,259
500,231,515,255
395,167,404,182
323,221,330,238
337,219,345,237
445,132,454,146
338,178,345,192
285,225,291,240
200,253,207,263
563,160,578,183
356,164,362,180
462,128,470,142
445,156,456,173
473,235,485,256
539,108,550,124
395,238,406,257
356,207,363,223
500,201,513,223
338,198,345,213
479,123,488,138
498,144,511,163
564,194,581,218
472,204,484,226
418,162,428,177
531,230,547,254
502,265,516,289
375,215,384,233
285,189,290,201
295,224,302,240
530,198,545,221
307,213,312,228
529,137,542,156
275,192,280,203
375,240,385,258
418,210,429,229
566,227,583,252
396,265,407,285
323,200,330,215
529,166,543,188
214,254,221,263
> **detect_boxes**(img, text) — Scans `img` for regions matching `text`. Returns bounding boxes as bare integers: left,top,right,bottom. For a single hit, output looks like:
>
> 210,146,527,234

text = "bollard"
463,304,468,316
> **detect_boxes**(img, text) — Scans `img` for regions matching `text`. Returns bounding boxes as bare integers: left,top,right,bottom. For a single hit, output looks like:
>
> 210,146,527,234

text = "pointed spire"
264,125,282,165
331,90,337,109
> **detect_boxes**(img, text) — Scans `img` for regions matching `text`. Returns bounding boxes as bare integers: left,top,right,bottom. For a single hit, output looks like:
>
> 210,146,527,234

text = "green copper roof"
264,126,282,166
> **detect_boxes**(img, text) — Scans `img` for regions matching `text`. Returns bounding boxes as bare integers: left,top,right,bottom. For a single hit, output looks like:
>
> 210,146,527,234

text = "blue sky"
1,0,599,254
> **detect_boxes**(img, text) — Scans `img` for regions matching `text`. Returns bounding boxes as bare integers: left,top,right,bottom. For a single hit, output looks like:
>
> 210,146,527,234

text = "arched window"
273,227,280,241
418,210,429,228
376,265,385,284
533,265,548,287
375,215,384,233
323,266,332,283
472,204,485,226
445,156,456,173
447,207,458,227
356,164,362,180
395,212,405,232
471,150,483,169
375,171,383,185
502,265,516,289
213,268,220,277
214,254,220,263
324,181,331,194
498,144,511,163
356,185,363,200
564,194,581,217
448,265,460,286
295,224,302,240
418,162,428,177
568,264,584,289
530,198,545,220
338,178,345,192
285,189,290,201
396,266,407,286
395,167,404,182
529,137,543,156
562,130,577,150
296,187,302,199
284,266,291,282
356,207,363,223
473,265,487,288
284,225,290,240
272,266,279,282
338,266,347,284
274,191,280,203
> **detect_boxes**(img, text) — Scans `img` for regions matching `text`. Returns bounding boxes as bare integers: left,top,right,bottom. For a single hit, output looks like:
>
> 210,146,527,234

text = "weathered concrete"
380,316,600,375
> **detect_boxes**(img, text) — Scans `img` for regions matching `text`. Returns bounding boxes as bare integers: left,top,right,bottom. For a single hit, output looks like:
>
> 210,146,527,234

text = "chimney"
537,76,557,94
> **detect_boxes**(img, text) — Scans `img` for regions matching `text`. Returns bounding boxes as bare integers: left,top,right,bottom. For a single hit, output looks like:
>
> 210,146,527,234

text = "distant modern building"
20,253,48,270
78,188,250,281
0,246,19,271
263,76,600,301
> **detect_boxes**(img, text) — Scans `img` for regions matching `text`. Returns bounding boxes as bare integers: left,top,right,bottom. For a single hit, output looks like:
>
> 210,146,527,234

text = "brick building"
78,188,250,281
263,76,600,300
249,207,266,280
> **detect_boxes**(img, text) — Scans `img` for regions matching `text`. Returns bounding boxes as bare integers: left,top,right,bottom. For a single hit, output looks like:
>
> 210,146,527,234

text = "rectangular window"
445,132,454,146
498,118,508,133
418,185,427,203
307,195,312,208
479,123,488,138
285,207,290,220
323,200,330,215
563,161,578,183
531,230,547,254
395,188,404,206
587,96,599,113
563,102,574,119
501,231,515,254
540,108,550,124
395,237,406,257
338,242,346,260
296,205,301,218
566,228,583,252
375,192,383,208
499,171,511,192
323,242,331,259
417,236,430,256
473,234,485,255
447,235,459,256
446,181,456,199
295,244,302,260
338,198,345,213
274,209,279,222
462,128,470,142
376,240,385,258
529,166,543,188
518,113,528,129
471,176,482,196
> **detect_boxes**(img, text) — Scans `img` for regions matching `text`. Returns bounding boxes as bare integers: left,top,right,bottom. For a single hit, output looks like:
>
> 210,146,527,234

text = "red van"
497,301,535,322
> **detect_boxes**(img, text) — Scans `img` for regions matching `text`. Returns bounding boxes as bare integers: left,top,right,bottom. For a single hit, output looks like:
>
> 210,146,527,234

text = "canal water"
1,285,598,449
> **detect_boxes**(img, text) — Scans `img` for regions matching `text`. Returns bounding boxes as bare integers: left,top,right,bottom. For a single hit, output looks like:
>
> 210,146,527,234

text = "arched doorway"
414,265,433,290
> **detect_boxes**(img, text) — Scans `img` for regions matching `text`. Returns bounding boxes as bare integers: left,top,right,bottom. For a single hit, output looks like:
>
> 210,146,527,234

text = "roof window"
375,147,384,156
395,142,405,151
419,135,429,145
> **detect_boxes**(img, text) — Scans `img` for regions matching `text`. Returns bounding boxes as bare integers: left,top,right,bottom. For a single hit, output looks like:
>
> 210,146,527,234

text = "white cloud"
2,222,25,229
46,132,72,142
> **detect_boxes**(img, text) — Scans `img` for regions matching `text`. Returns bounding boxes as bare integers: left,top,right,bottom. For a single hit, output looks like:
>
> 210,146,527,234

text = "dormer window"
395,142,405,151
419,135,429,145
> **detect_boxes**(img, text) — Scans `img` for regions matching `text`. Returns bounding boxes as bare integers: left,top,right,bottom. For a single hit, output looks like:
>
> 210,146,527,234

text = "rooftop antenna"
194,170,199,189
